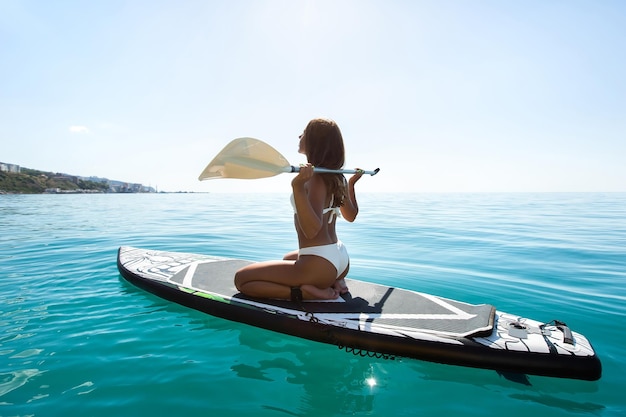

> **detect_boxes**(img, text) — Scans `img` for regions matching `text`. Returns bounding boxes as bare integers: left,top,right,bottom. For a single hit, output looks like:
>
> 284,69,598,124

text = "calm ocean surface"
1,193,625,416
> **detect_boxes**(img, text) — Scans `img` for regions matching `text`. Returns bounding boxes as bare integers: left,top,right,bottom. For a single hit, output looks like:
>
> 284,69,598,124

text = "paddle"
198,137,380,180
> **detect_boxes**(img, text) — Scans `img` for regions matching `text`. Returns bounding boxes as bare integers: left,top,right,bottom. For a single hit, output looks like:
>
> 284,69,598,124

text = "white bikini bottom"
298,241,349,279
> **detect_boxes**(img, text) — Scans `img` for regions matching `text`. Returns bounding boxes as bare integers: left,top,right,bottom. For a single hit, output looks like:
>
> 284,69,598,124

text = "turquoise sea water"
1,193,625,416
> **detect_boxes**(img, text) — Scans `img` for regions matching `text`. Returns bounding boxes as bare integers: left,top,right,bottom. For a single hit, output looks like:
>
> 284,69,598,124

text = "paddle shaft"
289,166,380,176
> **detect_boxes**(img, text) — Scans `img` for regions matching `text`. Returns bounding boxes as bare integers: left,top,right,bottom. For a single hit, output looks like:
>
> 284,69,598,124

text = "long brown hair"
304,118,346,208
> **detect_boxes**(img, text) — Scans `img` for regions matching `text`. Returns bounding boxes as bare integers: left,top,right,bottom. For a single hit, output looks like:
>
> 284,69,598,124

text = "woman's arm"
340,171,363,223
292,165,326,239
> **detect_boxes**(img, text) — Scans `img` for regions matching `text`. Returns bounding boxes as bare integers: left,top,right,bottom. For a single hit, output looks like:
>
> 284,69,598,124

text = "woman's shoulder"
307,174,329,199
309,173,328,187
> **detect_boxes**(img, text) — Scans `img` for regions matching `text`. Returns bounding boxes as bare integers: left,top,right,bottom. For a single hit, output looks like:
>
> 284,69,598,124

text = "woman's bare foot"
332,278,349,294
301,284,339,300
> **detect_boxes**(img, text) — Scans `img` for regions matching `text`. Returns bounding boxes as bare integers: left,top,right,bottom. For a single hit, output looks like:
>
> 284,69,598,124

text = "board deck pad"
169,258,495,338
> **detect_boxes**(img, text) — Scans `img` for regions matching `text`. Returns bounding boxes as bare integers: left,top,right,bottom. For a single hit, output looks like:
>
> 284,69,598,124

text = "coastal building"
0,162,21,173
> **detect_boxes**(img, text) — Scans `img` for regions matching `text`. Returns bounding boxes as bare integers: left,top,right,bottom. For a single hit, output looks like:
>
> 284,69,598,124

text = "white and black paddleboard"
117,246,601,381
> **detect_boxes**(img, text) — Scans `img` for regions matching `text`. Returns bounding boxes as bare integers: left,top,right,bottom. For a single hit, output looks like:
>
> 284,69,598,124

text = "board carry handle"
543,319,574,345
556,323,574,345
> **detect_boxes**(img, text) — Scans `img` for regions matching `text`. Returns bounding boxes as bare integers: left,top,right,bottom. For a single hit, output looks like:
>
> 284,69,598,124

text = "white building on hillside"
0,162,21,173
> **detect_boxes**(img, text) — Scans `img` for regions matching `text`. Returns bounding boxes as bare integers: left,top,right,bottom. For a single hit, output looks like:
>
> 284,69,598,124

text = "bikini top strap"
322,194,341,223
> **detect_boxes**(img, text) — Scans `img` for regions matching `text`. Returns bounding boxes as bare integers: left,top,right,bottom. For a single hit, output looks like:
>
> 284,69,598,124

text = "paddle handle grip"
290,166,380,176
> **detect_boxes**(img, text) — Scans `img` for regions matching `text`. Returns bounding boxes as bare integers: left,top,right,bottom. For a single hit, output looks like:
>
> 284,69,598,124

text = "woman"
234,118,364,301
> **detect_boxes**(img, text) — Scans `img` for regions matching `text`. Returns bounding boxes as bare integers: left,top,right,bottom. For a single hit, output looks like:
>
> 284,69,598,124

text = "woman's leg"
234,256,337,300
332,262,350,294
283,250,299,261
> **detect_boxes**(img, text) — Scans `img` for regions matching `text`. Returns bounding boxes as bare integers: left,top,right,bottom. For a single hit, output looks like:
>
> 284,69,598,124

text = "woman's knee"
234,271,242,291
234,267,250,291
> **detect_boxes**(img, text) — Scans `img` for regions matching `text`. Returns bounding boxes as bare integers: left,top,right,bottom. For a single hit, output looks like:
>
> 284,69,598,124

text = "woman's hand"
349,168,364,187
292,163,315,188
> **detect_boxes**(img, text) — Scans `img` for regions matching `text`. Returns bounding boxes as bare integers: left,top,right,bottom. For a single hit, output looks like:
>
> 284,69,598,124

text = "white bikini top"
290,193,341,223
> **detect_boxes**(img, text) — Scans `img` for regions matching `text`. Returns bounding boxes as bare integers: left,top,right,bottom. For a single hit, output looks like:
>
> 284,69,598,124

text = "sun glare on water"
365,377,377,388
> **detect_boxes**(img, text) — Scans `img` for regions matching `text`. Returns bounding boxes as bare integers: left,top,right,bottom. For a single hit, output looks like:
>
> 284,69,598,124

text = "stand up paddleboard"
117,246,601,381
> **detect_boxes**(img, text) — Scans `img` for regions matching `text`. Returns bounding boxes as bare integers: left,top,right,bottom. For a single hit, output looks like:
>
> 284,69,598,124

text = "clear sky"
2,0,625,193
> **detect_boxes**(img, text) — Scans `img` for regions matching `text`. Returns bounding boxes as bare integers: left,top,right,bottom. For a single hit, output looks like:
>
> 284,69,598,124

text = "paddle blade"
198,138,292,180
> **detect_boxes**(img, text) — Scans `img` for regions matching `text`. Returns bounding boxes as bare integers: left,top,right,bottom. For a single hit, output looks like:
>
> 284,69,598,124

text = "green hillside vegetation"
0,168,109,194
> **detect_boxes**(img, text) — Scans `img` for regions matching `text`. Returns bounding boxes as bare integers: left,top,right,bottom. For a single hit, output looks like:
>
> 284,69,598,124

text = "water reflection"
232,328,382,416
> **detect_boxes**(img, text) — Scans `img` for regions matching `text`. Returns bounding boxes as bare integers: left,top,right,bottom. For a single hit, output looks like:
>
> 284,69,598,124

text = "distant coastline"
0,161,156,194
